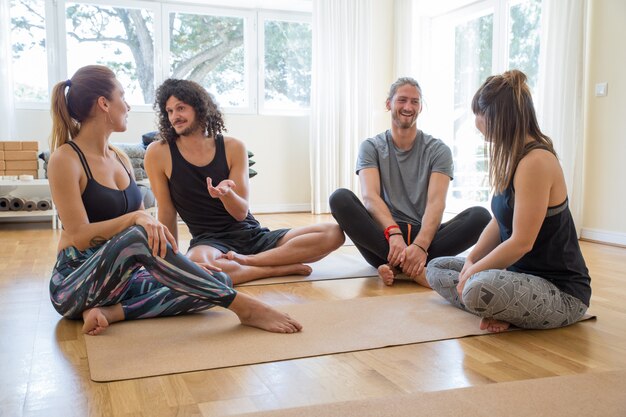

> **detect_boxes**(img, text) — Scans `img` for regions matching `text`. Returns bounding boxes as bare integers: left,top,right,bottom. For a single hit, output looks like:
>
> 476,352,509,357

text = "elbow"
232,209,248,222
511,240,534,259
234,213,248,222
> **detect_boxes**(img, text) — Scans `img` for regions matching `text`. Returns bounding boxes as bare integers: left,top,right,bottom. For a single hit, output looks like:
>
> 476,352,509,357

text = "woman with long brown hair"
47,65,301,335
426,70,591,332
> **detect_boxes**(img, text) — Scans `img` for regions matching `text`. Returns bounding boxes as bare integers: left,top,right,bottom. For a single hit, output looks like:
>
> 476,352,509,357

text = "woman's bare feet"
82,303,124,336
480,317,510,333
228,293,303,333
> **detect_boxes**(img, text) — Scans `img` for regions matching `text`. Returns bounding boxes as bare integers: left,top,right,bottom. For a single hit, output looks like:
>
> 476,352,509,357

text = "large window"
424,0,542,212
65,2,156,105
259,13,312,113
9,0,48,102
166,7,252,110
8,0,311,113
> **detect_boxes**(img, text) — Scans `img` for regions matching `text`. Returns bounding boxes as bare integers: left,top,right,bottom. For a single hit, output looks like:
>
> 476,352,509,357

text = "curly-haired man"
145,79,344,284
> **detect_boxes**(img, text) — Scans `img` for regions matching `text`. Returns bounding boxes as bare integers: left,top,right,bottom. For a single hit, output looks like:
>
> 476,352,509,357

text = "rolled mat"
36,199,52,211
0,196,9,211
24,200,37,211
232,370,626,417
9,196,26,211
83,291,596,382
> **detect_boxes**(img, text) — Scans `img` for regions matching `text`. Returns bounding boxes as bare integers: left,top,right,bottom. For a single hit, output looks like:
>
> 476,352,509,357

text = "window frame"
11,0,312,115
162,3,256,114
419,0,542,214
257,10,311,116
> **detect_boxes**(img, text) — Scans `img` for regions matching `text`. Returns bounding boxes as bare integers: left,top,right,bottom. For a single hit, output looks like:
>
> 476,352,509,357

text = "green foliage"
10,0,312,109
264,20,312,106
508,0,541,90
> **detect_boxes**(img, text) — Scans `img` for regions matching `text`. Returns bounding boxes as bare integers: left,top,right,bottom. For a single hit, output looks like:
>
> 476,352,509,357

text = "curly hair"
154,79,226,144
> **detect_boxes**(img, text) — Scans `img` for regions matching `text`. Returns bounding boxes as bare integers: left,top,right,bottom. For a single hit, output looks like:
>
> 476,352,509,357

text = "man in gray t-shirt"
330,77,491,286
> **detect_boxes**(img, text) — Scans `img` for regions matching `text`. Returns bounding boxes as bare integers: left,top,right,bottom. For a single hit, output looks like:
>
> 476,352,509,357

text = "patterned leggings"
426,257,588,329
50,225,237,320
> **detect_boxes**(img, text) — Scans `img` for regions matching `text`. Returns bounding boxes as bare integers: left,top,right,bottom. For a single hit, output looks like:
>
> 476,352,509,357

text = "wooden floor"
1,213,625,417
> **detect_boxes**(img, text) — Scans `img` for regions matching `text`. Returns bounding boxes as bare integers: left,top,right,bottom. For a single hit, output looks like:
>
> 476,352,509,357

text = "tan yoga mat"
84,291,595,382
237,247,377,286
233,370,626,417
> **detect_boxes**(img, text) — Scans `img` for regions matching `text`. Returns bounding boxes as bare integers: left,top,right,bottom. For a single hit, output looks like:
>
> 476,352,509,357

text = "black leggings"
329,188,491,268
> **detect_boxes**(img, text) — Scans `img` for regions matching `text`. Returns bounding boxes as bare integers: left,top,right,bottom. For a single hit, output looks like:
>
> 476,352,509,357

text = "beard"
174,120,202,137
392,111,417,129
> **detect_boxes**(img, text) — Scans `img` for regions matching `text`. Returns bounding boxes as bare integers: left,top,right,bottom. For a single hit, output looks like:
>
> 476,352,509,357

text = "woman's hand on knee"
456,265,476,299
134,212,178,257
194,261,222,276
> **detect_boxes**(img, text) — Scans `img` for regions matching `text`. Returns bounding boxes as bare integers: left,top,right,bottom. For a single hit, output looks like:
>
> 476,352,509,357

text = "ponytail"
50,80,79,152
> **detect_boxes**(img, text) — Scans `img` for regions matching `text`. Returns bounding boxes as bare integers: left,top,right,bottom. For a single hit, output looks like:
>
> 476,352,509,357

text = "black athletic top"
491,146,591,306
168,134,259,237
68,141,142,223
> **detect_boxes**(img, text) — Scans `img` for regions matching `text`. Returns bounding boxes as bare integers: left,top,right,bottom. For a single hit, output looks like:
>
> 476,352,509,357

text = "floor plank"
0,214,624,417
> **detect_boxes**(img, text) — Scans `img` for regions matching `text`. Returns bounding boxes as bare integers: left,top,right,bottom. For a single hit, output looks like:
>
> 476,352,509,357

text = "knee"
329,188,357,215
469,206,492,227
425,257,461,290
114,225,149,245
460,271,497,313
328,223,346,246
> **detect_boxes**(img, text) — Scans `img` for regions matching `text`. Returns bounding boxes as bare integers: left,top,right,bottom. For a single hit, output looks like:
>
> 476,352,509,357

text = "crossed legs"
188,244,313,285
220,223,345,269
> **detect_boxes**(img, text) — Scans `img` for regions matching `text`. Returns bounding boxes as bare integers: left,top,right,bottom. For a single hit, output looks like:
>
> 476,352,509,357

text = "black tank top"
168,134,259,237
68,141,142,223
491,144,591,306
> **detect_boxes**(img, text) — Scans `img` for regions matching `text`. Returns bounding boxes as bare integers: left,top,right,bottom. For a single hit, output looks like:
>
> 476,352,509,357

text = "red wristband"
384,225,400,241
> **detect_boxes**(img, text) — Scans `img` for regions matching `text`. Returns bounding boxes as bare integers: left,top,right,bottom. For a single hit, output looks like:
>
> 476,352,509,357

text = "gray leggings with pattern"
426,257,587,329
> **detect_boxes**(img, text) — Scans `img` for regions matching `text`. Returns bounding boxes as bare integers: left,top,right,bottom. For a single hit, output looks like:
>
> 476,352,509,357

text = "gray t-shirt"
356,129,453,225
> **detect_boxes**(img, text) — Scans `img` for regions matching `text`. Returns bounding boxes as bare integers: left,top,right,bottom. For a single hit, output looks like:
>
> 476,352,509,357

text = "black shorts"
189,227,290,255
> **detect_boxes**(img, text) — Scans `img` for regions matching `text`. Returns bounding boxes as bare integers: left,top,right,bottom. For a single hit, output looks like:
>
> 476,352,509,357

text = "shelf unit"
0,179,58,228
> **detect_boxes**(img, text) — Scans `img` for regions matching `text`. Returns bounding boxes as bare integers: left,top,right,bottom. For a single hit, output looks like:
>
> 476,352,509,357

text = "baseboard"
581,228,626,247
250,203,311,214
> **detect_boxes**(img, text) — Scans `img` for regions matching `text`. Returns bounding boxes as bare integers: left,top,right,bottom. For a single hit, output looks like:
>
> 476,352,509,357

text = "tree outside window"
262,18,311,111
10,0,48,102
9,0,312,113
168,12,247,108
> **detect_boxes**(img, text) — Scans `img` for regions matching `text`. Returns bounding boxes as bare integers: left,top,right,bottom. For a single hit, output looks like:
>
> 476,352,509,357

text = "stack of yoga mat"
0,195,52,212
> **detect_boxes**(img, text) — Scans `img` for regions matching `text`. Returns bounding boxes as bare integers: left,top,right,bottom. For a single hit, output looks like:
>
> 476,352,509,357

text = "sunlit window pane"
509,0,542,91
169,12,247,108
452,13,493,206
10,0,48,102
65,3,155,105
263,19,311,110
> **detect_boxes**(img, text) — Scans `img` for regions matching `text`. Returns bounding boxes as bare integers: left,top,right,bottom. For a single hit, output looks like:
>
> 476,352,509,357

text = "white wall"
14,108,312,213
581,0,626,245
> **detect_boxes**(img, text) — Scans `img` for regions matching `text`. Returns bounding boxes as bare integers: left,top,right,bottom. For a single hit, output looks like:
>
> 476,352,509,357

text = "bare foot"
81,304,124,336
480,317,510,333
82,308,110,335
379,265,431,288
228,293,303,333
378,264,397,286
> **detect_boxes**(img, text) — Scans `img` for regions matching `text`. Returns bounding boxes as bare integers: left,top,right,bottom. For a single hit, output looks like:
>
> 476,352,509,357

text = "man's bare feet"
479,317,510,333
378,264,397,286
82,304,124,336
228,293,303,333
378,264,431,288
